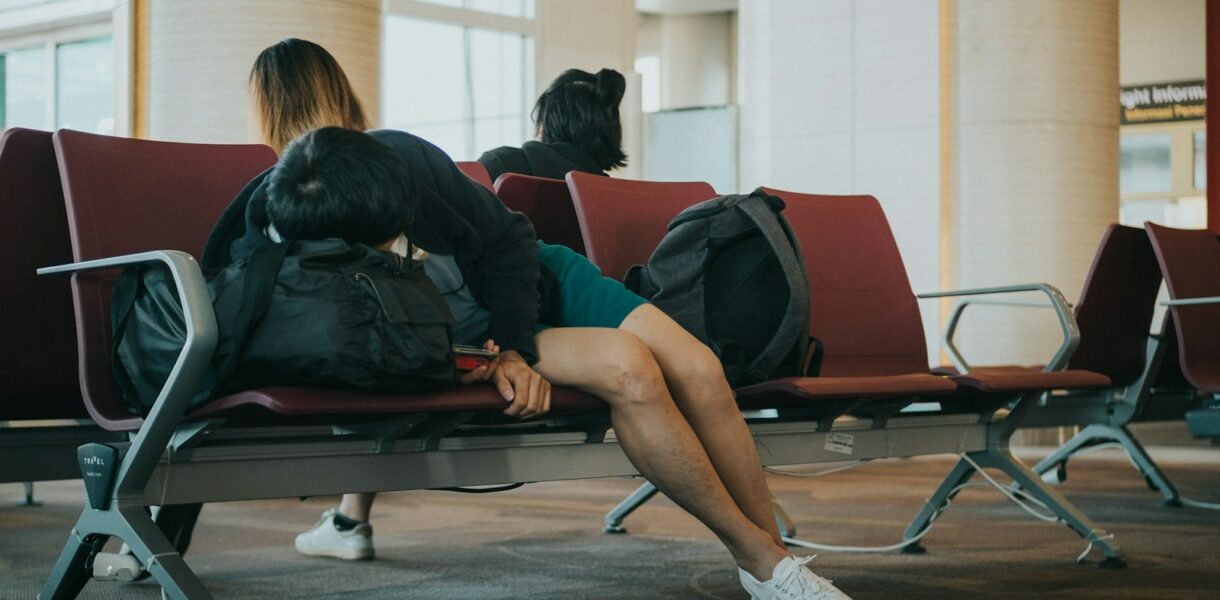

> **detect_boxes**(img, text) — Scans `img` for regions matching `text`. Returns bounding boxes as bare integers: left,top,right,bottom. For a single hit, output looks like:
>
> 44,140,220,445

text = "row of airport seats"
452,164,1220,528
0,127,1213,599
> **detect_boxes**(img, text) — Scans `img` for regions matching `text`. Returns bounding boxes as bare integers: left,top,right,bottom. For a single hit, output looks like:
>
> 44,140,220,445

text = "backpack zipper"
355,272,391,318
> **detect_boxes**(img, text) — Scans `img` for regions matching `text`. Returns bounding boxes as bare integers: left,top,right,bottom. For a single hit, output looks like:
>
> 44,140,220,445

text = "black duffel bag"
111,239,457,415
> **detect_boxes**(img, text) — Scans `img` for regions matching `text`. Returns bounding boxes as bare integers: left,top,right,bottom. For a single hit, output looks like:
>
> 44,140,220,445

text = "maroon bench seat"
581,180,1124,562
1146,223,1220,439
764,187,1111,397
0,128,85,421
565,175,960,416
930,225,1162,388
193,386,605,421
51,130,605,434
1146,223,1220,394
455,161,495,191
0,127,127,488
495,173,587,255
734,374,956,410
567,171,717,282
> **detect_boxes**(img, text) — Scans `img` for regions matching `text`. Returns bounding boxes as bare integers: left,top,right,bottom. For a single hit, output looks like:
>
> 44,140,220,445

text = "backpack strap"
734,191,811,384
109,265,146,410
213,241,292,385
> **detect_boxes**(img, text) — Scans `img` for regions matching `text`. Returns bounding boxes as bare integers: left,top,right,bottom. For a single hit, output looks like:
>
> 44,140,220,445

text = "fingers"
492,367,514,401
503,368,534,418
458,364,490,385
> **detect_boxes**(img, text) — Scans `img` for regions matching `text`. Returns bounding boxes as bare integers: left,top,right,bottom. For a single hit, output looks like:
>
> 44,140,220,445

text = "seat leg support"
975,450,1124,563
902,455,977,547
603,480,659,533
40,503,212,600
1111,426,1180,506
1032,424,1180,506
1031,424,1109,476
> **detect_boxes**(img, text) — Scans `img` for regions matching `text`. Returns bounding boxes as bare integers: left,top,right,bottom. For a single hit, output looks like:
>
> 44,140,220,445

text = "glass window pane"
3,46,48,130
1120,133,1172,195
416,0,534,18
383,15,533,161
56,37,114,134
469,29,531,154
1194,130,1206,191
383,16,469,157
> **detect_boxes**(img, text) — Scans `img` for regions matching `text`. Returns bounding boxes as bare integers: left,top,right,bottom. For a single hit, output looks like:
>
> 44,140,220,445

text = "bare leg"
620,305,784,545
338,493,375,522
533,327,787,579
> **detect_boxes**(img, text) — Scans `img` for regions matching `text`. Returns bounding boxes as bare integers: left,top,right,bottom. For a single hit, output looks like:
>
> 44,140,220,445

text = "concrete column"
1209,0,1219,234
142,0,380,145
951,0,1119,365
738,0,943,359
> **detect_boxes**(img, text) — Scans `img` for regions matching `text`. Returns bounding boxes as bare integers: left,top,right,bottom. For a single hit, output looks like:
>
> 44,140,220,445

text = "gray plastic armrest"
39,250,218,498
1163,296,1220,306
917,283,1079,374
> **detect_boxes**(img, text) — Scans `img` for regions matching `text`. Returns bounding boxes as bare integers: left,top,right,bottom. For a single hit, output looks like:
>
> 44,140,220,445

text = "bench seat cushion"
734,373,956,409
951,369,1110,393
190,385,607,421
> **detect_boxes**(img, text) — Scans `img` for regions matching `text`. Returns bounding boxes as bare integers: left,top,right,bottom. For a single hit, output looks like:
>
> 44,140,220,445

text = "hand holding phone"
454,344,498,372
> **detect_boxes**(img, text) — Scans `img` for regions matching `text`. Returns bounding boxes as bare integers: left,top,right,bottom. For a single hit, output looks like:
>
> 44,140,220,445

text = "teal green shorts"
537,241,647,330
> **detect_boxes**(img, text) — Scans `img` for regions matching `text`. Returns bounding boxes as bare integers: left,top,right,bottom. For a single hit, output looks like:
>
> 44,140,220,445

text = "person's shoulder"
367,128,422,149
480,145,525,160
520,140,549,153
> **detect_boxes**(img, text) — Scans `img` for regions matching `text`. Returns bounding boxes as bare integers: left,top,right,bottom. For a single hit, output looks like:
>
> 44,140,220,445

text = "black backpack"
111,239,457,415
628,189,815,387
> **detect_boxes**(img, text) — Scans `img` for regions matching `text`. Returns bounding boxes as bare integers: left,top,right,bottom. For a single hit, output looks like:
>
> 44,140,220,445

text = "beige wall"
657,11,733,110
537,0,640,178
1120,0,1205,85
142,0,379,145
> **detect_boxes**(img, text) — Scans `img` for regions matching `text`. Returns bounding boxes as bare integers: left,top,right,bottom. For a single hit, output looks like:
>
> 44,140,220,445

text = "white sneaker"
294,509,374,560
739,555,852,600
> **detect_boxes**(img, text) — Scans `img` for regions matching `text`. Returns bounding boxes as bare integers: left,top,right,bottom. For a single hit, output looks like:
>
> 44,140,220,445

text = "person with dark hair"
478,68,628,182
265,127,415,246
203,39,852,600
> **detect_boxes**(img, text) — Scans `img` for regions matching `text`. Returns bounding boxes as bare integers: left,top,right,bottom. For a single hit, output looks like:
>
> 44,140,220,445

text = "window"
1194,130,1206,191
383,12,534,161
1119,133,1172,195
1,46,47,129
415,0,534,18
55,37,114,134
1,35,113,134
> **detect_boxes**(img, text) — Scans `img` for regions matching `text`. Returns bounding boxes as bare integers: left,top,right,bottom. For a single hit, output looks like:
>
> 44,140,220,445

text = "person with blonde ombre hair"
202,38,850,600
247,39,369,154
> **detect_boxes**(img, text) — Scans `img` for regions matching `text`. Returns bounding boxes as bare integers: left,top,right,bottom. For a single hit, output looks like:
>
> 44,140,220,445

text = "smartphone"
453,345,498,371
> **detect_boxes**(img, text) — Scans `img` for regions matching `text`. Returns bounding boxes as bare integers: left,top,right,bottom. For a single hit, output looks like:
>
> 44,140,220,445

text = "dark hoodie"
202,129,546,362
477,140,606,183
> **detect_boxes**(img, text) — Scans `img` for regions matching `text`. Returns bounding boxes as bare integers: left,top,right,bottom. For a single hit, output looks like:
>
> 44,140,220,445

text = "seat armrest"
1163,296,1220,306
40,250,218,497
917,283,1079,375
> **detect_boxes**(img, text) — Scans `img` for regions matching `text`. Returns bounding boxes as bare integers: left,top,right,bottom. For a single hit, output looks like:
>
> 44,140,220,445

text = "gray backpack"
630,189,815,387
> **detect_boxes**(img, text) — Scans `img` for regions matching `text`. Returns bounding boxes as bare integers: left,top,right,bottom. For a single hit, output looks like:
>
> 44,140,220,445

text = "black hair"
532,68,628,171
266,127,416,247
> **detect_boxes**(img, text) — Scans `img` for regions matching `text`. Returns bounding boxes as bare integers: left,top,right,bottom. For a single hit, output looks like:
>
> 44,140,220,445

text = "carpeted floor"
3,450,1219,599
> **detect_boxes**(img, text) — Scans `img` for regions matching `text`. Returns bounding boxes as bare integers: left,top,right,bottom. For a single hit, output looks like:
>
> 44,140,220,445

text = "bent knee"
597,333,666,402
671,343,732,394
